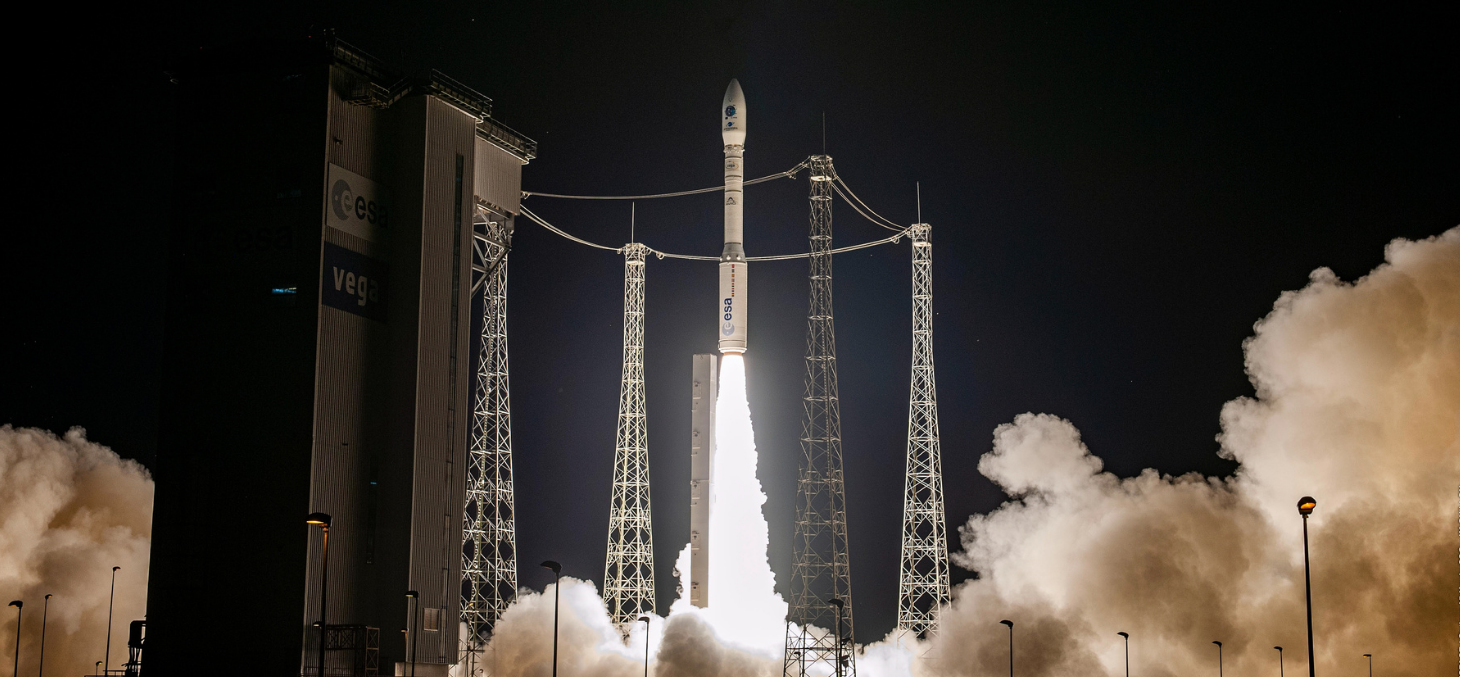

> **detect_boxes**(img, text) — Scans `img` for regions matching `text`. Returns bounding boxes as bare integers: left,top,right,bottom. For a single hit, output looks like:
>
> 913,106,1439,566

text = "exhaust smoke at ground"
477,227,1456,677
0,426,153,677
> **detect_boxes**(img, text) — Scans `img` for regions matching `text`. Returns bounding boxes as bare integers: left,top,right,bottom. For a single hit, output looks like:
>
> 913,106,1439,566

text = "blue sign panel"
322,242,389,322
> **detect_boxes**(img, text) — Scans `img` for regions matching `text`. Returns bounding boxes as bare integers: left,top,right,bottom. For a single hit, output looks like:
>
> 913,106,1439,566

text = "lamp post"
1362,654,1371,677
541,561,562,677
39,594,51,677
1213,641,1223,677
1116,632,1129,677
406,591,420,677
104,567,120,675
306,512,333,677
639,616,652,677
1297,496,1317,677
829,599,845,677
999,620,1013,677
1275,646,1284,677
7,601,20,677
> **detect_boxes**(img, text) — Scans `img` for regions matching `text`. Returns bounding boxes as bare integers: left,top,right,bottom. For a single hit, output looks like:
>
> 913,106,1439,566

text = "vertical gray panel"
328,66,392,179
406,95,477,664
472,137,523,215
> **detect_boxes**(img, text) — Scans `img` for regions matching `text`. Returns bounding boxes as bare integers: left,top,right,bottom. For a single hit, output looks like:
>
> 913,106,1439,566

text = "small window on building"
423,607,443,632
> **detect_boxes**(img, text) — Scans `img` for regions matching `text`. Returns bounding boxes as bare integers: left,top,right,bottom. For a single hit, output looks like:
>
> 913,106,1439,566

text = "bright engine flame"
704,353,788,652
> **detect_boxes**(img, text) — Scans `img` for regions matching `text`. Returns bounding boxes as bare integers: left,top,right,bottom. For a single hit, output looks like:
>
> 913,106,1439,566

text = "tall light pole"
639,616,651,677
406,591,420,677
1298,496,1317,677
829,599,845,677
1362,653,1371,677
1275,646,1284,677
104,567,120,675
39,595,51,677
1116,632,1129,677
1213,641,1223,677
541,561,562,677
306,513,332,677
7,601,20,677
999,620,1013,677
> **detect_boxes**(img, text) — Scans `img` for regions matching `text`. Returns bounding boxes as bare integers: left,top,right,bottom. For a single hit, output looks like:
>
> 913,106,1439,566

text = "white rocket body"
719,79,748,354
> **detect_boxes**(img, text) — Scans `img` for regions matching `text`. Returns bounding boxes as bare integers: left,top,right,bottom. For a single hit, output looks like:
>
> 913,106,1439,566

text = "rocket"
719,79,748,354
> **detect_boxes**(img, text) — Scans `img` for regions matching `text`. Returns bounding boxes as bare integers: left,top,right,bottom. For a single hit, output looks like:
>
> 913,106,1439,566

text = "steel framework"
461,215,518,645
785,155,857,677
897,223,951,639
604,242,656,630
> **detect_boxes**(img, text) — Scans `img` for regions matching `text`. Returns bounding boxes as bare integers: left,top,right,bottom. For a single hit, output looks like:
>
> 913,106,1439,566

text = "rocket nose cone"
722,79,746,145
723,79,744,107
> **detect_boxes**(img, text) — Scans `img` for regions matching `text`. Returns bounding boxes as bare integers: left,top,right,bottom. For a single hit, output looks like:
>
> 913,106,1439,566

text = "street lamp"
1213,641,1223,677
639,616,652,677
829,599,845,677
406,591,420,677
8,600,20,677
1297,496,1317,677
39,594,51,677
306,512,333,677
1275,646,1284,677
1362,653,1372,677
1116,632,1129,677
541,561,562,677
999,620,1013,677
104,566,120,675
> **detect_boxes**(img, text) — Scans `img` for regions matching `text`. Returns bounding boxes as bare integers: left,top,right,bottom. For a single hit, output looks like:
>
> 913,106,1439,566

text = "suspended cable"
833,175,904,231
520,204,909,262
522,161,807,201
519,205,624,252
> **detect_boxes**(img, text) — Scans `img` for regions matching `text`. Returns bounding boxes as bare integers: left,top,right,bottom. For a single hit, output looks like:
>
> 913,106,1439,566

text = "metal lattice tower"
897,223,951,639
785,155,857,677
604,242,656,630
462,215,518,644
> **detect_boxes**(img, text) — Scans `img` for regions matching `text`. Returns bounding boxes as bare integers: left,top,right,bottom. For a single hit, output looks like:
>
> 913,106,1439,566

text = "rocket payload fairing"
718,79,748,354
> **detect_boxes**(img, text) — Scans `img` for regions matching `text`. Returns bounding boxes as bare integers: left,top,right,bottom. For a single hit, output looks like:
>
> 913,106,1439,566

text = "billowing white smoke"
919,227,1458,676
0,426,153,677
475,227,1456,677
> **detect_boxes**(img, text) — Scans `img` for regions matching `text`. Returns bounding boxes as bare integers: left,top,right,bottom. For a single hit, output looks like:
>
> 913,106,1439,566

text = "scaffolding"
604,242,657,631
896,223,951,639
785,155,857,677
461,214,518,646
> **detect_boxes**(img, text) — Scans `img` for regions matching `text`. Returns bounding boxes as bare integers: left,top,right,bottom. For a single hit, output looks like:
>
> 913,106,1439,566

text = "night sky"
8,2,1456,642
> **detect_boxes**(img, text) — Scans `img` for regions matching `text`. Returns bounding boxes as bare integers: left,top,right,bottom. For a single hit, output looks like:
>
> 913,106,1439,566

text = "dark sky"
8,2,1456,642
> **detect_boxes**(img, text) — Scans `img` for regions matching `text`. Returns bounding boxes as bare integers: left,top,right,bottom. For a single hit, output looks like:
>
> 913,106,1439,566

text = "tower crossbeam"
462,215,519,646
785,155,857,677
897,223,951,639
604,242,656,632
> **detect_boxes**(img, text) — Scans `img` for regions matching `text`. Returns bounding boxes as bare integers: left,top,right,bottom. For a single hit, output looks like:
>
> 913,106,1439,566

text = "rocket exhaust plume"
0,426,152,677
704,354,787,651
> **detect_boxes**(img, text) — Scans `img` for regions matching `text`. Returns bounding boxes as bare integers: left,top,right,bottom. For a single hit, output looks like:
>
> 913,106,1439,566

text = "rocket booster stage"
719,80,748,354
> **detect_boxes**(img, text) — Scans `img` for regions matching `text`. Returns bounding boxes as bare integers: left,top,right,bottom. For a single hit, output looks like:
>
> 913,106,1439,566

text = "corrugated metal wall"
404,95,477,665
473,137,523,215
302,63,395,671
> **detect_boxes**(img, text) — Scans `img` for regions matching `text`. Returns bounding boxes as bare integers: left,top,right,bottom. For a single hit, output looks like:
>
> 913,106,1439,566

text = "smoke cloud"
927,227,1458,676
475,227,1456,677
1,426,153,677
